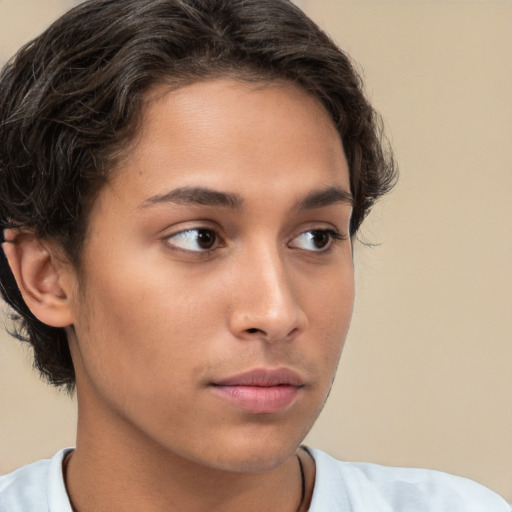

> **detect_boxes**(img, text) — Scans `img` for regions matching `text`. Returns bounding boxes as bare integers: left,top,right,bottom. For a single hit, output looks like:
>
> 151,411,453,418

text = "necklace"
296,451,306,512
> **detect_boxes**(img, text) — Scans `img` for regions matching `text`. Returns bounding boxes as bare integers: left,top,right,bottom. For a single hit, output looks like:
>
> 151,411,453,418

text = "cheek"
312,271,354,363
73,253,234,386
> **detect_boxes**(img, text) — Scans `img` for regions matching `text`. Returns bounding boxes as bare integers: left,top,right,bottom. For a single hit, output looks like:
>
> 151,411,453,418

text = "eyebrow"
297,186,353,210
139,185,353,211
140,186,243,210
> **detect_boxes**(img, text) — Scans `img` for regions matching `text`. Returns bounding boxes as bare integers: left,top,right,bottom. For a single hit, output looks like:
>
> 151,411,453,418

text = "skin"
5,79,354,511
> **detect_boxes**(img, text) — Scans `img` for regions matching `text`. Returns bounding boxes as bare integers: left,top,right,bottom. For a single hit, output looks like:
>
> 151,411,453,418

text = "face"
66,79,354,473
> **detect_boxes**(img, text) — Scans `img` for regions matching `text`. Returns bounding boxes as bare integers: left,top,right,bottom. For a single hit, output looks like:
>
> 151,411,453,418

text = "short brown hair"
0,0,396,388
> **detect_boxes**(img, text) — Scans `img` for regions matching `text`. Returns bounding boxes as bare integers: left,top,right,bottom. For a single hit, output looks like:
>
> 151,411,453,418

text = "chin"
210,448,294,474
196,425,309,474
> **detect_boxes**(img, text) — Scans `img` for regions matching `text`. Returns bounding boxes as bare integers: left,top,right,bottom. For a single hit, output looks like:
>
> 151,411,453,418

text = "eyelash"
163,227,346,255
164,228,222,254
289,229,346,253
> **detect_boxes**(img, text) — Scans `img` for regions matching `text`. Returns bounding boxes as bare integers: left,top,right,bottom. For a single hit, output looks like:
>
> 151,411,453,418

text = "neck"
65,398,314,512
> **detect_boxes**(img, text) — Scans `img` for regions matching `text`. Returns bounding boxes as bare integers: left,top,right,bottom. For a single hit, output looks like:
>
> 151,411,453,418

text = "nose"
227,245,308,343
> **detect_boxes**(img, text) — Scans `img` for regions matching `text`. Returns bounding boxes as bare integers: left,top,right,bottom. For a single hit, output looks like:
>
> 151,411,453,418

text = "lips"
210,368,304,414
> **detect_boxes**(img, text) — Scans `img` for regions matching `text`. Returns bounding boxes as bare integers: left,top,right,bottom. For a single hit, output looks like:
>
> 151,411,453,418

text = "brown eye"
289,229,343,252
166,228,219,252
310,230,330,249
196,229,216,249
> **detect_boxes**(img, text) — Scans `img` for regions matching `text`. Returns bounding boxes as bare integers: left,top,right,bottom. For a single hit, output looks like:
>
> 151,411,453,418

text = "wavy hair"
0,0,396,388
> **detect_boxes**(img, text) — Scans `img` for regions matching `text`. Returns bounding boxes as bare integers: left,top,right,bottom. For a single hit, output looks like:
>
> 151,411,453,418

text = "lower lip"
211,385,300,413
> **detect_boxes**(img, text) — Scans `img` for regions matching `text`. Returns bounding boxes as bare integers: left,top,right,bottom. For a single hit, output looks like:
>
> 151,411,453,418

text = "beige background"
1,0,511,502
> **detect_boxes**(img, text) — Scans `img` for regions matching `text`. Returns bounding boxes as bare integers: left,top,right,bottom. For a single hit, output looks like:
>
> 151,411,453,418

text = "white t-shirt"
0,448,509,511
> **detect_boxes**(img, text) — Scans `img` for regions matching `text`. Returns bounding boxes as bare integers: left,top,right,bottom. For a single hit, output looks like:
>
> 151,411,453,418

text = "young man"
0,1,508,511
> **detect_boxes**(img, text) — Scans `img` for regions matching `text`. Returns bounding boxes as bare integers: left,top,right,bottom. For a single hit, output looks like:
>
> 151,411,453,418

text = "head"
0,0,395,470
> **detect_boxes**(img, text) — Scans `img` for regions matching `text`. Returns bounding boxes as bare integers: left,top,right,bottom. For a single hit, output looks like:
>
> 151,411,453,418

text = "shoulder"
0,449,73,512
0,458,51,511
308,448,510,512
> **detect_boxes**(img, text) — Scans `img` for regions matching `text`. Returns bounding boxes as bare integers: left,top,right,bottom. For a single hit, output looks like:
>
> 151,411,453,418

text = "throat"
63,443,315,512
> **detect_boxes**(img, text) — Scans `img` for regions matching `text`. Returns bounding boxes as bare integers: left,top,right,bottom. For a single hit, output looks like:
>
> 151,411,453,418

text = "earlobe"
2,229,75,328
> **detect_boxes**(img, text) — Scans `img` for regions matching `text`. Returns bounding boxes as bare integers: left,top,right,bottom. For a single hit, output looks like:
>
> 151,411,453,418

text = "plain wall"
1,0,511,502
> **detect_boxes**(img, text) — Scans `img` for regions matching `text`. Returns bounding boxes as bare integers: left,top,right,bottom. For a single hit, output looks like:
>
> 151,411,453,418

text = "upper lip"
212,368,305,387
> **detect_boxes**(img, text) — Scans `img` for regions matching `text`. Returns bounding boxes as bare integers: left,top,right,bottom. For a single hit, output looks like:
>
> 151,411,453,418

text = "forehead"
140,79,341,150
103,78,349,210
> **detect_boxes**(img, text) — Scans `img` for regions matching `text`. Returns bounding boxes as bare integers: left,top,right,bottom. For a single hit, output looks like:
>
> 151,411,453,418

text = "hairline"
70,73,347,268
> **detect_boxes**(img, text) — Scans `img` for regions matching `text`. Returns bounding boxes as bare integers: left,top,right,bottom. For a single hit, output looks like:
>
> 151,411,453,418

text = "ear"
2,229,75,328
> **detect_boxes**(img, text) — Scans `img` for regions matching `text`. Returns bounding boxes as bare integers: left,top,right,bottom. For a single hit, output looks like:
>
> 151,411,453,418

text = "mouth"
210,368,304,414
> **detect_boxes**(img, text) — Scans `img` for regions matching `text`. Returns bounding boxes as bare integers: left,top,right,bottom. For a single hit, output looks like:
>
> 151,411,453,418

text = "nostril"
246,328,262,334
